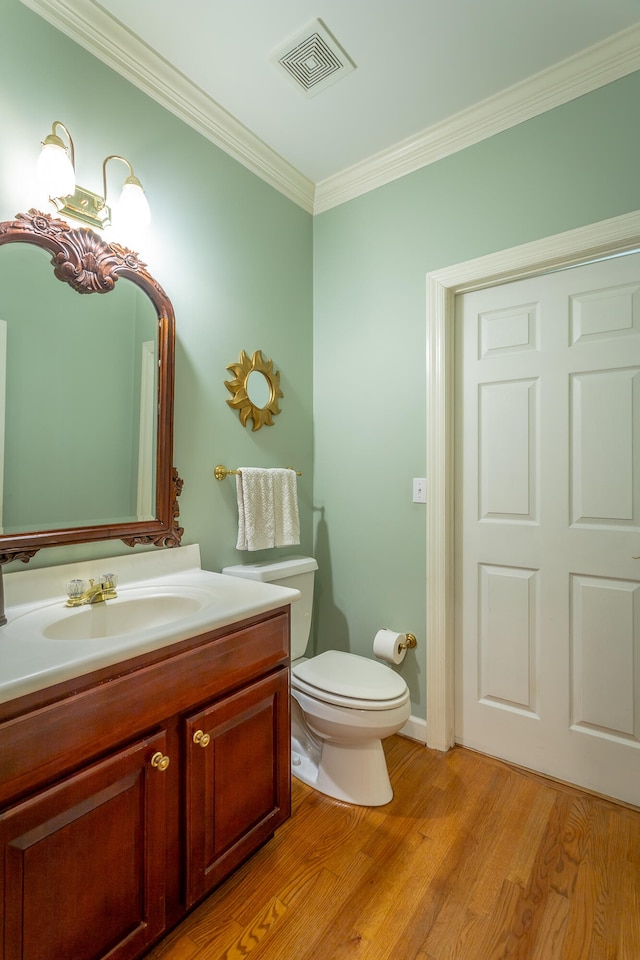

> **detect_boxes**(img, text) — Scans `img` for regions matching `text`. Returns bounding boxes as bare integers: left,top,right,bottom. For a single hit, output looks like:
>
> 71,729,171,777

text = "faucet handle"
66,579,88,601
99,573,118,590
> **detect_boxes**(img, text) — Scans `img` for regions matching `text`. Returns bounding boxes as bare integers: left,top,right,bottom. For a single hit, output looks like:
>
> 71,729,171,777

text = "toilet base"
290,688,407,806
292,732,393,806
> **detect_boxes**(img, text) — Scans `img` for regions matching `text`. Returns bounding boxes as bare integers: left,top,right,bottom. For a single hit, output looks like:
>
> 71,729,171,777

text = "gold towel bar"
214,464,302,481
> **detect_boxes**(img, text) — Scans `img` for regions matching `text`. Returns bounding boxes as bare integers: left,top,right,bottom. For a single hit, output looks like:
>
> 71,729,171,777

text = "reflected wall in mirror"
224,349,283,431
0,210,183,563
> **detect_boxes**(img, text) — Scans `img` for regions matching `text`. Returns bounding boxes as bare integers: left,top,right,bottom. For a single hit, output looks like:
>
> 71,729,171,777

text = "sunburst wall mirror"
224,349,283,431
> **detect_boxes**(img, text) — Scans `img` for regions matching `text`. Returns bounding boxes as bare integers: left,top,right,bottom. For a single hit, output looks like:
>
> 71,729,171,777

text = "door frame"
425,210,640,751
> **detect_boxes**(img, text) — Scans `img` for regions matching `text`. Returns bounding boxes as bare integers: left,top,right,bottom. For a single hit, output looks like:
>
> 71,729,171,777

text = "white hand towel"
235,467,300,551
272,468,300,548
236,467,274,551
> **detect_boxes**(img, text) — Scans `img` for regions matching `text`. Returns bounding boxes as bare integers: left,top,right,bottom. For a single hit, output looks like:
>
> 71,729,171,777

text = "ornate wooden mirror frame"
0,209,183,563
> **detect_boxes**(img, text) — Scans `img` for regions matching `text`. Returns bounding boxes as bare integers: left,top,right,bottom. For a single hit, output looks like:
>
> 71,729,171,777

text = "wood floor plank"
503,785,557,889
496,794,576,959
352,831,442,957
214,897,287,960
467,776,543,914
619,857,640,960
143,737,640,960
144,931,203,960
418,776,522,957
530,889,571,960
236,860,369,960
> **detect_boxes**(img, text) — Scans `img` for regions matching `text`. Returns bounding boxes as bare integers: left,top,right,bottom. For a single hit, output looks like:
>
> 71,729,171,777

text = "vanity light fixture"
37,120,151,233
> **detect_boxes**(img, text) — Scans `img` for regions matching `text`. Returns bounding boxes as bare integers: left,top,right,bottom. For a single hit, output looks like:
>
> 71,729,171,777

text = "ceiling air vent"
270,19,356,98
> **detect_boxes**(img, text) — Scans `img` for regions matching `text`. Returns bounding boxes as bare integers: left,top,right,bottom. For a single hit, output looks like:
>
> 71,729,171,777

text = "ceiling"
22,0,640,212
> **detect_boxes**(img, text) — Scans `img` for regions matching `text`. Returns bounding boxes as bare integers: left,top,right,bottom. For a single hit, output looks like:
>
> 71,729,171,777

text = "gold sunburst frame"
224,349,283,431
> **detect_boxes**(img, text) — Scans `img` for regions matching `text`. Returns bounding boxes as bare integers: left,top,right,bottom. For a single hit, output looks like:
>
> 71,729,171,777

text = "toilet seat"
291,650,409,711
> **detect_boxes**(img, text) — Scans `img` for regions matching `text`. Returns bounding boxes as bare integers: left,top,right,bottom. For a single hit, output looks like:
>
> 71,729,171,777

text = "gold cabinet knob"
193,729,211,748
150,750,170,771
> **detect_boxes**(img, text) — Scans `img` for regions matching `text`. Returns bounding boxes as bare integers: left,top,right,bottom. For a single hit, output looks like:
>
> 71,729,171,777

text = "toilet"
221,556,410,806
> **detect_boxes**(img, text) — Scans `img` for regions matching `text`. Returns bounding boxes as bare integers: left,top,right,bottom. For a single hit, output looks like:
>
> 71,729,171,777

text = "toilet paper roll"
373,628,407,665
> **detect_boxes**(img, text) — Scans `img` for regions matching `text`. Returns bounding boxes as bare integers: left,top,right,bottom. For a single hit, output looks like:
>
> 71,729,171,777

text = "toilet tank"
221,556,318,660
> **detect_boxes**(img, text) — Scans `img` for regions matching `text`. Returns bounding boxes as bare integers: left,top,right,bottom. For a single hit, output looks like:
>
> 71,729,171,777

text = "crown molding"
19,0,315,213
314,23,640,214
20,1,640,216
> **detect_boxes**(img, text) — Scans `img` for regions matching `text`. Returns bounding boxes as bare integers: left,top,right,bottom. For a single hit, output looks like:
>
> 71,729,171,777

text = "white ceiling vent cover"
270,19,356,98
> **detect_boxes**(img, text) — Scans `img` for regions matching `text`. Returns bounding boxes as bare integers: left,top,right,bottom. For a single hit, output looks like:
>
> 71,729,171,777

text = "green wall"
312,72,640,719
3,0,640,724
0,0,313,574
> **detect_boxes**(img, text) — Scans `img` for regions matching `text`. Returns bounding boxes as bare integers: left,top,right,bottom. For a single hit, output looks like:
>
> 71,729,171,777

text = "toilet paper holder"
399,633,417,650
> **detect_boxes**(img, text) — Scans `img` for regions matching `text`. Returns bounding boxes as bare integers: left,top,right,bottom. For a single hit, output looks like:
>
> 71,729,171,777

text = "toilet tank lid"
221,555,318,582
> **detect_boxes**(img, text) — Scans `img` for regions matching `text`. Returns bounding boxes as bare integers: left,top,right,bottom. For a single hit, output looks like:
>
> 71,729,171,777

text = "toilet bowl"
221,557,410,806
291,649,410,805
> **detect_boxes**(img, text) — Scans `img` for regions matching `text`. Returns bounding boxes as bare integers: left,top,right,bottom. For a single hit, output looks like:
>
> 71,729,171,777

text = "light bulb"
113,178,151,233
37,140,76,198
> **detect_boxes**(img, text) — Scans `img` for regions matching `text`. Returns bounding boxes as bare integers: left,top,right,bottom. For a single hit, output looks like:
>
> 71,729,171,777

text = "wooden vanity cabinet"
0,731,168,960
0,607,291,960
184,669,290,906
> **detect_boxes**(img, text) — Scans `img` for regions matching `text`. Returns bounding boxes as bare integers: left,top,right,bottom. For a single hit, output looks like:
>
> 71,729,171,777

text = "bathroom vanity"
0,546,296,960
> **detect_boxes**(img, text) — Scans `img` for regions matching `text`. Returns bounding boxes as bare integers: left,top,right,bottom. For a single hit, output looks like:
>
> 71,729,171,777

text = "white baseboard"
399,714,427,744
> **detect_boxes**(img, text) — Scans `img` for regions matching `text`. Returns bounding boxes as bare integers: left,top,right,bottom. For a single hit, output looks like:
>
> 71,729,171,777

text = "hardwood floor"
145,736,640,960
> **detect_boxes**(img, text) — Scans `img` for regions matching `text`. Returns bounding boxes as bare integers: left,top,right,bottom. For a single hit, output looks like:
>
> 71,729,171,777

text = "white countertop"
0,544,298,704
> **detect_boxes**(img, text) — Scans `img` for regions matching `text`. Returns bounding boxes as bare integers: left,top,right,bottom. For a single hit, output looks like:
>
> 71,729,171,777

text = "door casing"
425,209,640,751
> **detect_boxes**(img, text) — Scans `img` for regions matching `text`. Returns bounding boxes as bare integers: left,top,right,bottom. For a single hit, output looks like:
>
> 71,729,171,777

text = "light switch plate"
413,478,427,503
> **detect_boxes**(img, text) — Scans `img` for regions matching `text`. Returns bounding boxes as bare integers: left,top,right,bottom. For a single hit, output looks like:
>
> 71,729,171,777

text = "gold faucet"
65,575,118,607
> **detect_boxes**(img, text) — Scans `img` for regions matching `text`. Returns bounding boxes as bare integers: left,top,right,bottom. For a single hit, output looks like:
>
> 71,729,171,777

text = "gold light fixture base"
52,183,111,230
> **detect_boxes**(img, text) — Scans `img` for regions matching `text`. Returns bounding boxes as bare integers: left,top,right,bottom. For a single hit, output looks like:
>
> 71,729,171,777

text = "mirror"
246,370,271,409
224,349,283,431
0,210,183,563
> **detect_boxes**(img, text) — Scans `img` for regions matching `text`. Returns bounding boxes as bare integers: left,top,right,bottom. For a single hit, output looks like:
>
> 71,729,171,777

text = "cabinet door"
0,731,168,960
185,669,290,906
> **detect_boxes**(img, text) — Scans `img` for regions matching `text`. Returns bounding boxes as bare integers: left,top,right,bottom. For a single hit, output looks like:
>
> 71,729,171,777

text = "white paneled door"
455,252,640,806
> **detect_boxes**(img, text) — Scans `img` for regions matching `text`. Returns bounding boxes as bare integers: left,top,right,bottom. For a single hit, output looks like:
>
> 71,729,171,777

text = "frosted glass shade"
37,142,76,198
113,180,151,232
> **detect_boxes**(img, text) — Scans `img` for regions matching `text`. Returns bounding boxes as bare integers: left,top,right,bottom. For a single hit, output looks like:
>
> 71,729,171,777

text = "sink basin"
0,543,301,705
42,592,206,641
9,580,220,645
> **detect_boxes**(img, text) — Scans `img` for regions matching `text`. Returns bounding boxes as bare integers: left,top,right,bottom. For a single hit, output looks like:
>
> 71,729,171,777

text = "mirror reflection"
246,369,271,409
0,243,158,534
